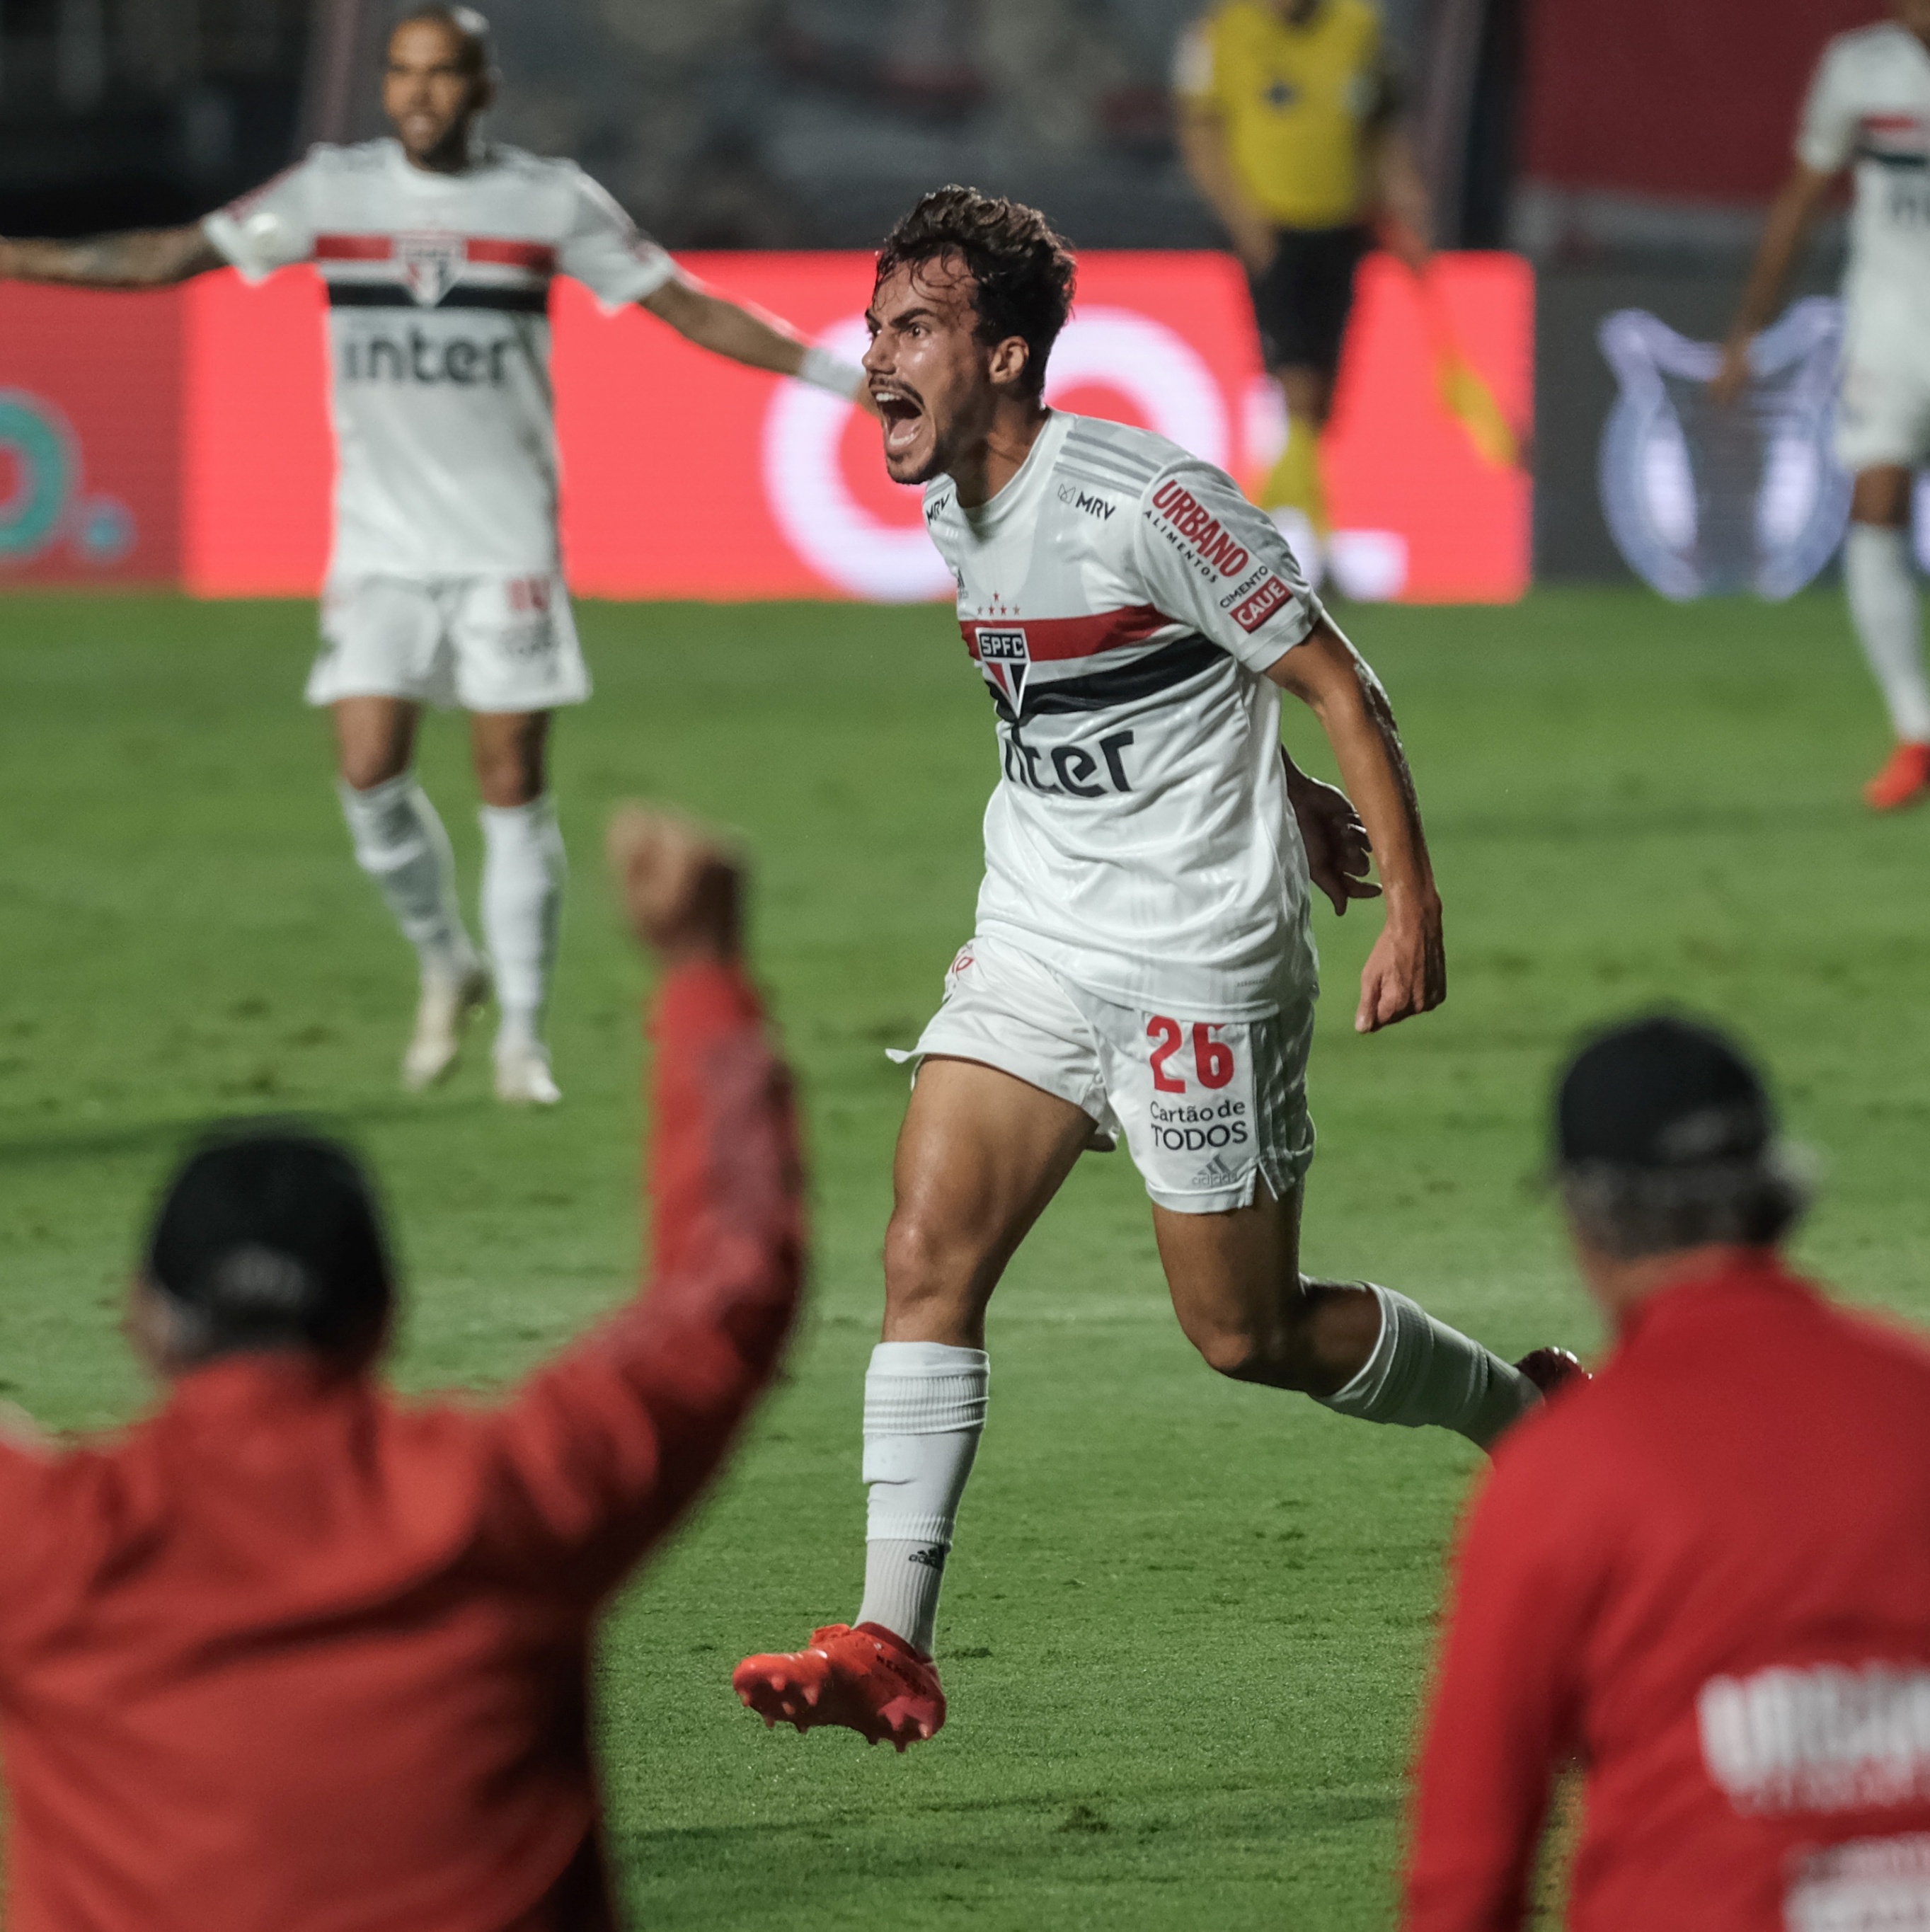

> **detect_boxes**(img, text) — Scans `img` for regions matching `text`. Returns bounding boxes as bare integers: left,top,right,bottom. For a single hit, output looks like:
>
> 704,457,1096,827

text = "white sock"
1845,523,1930,742
856,1341,988,1655
338,775,474,982
481,795,565,1045
1318,1284,1536,1450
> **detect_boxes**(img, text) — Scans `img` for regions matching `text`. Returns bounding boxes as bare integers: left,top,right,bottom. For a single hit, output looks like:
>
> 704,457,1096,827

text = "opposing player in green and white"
733,187,1583,1749
0,4,866,1100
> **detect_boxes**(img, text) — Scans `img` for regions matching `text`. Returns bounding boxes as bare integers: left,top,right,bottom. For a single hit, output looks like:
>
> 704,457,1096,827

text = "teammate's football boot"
1517,1346,1590,1401
493,1034,562,1107
401,961,490,1091
733,1623,946,1751
1863,741,1930,812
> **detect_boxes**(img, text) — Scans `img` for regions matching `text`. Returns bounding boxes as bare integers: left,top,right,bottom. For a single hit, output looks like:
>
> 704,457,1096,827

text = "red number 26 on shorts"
1147,1017,1236,1093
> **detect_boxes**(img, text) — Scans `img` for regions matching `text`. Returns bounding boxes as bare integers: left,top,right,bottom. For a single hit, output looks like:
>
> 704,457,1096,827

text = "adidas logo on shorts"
1188,1154,1240,1190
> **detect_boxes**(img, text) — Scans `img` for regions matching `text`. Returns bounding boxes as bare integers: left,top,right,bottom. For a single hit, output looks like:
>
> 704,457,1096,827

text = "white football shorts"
901,931,1316,1215
309,573,591,713
1836,306,1930,473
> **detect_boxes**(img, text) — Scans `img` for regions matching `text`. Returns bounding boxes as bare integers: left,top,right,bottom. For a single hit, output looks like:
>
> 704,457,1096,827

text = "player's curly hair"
876,187,1076,398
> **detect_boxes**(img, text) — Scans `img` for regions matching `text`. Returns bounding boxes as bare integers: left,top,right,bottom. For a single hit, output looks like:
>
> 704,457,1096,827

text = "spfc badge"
396,231,466,307
975,626,1029,712
1597,297,1848,602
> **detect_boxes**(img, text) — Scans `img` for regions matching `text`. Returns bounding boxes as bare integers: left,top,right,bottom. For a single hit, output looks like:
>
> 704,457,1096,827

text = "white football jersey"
923,411,1325,1020
204,139,677,578
1797,23,1930,360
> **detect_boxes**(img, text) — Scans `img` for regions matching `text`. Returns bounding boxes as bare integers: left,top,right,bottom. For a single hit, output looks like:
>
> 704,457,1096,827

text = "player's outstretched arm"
485,808,804,1594
0,225,224,289
1711,163,1834,406
641,275,872,408
1268,619,1444,1033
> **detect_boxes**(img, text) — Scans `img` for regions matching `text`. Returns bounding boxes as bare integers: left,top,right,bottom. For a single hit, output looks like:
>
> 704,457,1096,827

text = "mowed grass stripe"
0,587,1921,1928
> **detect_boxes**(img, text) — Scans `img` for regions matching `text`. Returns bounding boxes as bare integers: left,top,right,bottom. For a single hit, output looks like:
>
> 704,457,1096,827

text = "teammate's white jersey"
1798,23,1930,362
922,411,1325,1019
204,139,676,579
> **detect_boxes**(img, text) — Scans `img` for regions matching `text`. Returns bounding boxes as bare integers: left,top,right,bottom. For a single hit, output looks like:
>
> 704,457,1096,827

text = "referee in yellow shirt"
1175,0,1430,558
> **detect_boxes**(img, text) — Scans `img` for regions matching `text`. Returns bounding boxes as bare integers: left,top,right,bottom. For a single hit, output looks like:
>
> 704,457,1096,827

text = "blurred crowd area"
477,0,1429,248
0,0,1426,245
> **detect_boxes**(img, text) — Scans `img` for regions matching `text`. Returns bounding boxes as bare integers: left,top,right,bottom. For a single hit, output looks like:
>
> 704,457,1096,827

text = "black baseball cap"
1556,1015,1773,1171
146,1126,394,1356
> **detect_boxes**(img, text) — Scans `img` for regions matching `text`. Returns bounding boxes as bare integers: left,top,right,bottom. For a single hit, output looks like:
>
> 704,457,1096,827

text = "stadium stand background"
0,0,1880,581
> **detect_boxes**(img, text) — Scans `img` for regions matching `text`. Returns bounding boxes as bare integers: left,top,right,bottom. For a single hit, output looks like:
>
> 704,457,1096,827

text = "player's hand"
1288,771,1379,916
1710,333,1753,409
606,804,742,967
1356,886,1444,1033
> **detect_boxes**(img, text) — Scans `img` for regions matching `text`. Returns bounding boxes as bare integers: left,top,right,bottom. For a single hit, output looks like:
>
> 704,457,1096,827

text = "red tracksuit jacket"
1405,1250,1930,1931
0,960,802,1932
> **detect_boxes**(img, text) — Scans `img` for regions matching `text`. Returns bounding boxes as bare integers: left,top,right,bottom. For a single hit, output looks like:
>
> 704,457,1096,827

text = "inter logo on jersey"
396,231,466,306
975,626,1030,711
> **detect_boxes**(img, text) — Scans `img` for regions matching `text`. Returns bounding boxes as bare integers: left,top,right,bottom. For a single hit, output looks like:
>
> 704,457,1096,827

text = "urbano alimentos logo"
0,389,134,568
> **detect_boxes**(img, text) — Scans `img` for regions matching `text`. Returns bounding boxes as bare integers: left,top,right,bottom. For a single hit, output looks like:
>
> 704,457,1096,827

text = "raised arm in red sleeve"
1403,1421,1599,1932
480,954,805,1599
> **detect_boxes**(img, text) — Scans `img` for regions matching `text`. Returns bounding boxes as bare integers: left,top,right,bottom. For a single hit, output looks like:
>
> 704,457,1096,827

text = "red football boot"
733,1623,946,1751
1517,1347,1590,1400
1865,742,1930,812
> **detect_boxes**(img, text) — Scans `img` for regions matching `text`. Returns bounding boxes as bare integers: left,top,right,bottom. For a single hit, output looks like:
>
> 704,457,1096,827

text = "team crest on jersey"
974,626,1030,711
396,231,466,306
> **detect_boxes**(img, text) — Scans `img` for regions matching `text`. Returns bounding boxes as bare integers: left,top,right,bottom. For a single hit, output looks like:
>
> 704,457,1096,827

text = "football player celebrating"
0,4,867,1101
733,188,1581,1749
1716,0,1930,810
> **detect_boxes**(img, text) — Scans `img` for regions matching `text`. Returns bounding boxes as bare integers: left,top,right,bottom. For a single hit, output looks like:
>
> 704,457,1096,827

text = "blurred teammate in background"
733,188,1580,1752
1173,0,1430,575
1716,0,1930,811
0,4,866,1102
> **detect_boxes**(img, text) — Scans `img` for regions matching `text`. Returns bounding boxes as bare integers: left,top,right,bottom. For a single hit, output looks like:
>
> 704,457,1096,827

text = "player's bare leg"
1153,1183,1546,1441
332,696,487,1089
471,709,565,1105
1844,465,1930,809
734,1057,1090,1747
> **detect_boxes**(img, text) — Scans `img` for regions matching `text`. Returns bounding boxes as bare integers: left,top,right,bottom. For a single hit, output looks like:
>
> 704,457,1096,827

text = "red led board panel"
8,251,1531,603
0,284,183,584
181,269,332,597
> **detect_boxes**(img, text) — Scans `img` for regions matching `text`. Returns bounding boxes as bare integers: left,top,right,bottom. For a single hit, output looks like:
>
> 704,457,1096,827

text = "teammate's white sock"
481,795,565,1044
338,774,475,982
1845,523,1930,743
856,1341,989,1656
1317,1284,1535,1450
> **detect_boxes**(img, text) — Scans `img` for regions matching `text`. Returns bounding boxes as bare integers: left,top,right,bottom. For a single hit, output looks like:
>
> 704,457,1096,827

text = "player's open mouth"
874,387,924,456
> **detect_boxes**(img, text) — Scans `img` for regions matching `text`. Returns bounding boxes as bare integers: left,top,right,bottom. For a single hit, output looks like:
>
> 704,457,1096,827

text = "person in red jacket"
1404,1015,1930,1931
0,806,803,1932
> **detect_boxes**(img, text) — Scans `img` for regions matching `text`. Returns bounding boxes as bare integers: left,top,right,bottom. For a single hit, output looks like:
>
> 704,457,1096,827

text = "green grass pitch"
2,585,1929,1928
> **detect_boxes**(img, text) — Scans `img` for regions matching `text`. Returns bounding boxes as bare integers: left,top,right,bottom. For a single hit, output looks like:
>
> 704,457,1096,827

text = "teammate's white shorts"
1835,314,1930,473
901,932,1316,1215
308,574,591,713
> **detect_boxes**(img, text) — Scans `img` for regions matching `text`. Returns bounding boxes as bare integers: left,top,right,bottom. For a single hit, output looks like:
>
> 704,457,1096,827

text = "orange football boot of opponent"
1517,1347,1590,1401
1864,742,1930,811
733,1622,945,1750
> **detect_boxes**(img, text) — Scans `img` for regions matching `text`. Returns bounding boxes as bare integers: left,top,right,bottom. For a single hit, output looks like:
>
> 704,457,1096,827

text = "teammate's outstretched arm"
0,226,224,288
1268,619,1444,1033
641,275,872,408
1711,161,1836,406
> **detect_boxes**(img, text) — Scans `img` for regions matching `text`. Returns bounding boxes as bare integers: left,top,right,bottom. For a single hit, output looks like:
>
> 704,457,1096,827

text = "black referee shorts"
1247,224,1373,378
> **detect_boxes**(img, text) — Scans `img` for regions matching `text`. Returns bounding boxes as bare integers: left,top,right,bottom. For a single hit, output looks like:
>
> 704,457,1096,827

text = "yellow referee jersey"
1174,0,1389,229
